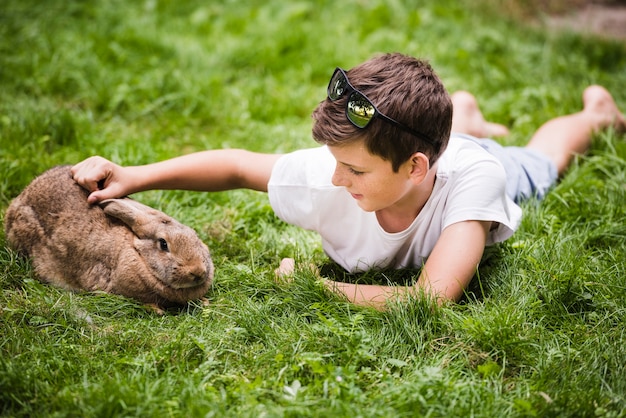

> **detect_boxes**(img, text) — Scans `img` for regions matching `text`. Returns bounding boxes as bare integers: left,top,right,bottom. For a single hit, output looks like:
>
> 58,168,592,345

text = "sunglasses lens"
347,92,375,128
328,69,377,130
328,70,347,100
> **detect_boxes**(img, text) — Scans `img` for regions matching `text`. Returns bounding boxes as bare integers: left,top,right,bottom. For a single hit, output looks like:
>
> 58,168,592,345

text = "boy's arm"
324,219,491,309
132,150,281,192
72,150,282,203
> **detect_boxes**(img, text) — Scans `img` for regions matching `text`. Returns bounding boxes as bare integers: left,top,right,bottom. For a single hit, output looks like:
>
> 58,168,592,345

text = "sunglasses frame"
327,67,434,145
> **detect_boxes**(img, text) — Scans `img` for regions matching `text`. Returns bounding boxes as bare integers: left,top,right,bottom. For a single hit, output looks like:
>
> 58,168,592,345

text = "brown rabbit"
4,165,213,307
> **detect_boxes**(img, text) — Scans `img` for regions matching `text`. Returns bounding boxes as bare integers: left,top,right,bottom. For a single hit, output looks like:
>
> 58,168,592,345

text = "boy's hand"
71,157,129,204
275,257,295,279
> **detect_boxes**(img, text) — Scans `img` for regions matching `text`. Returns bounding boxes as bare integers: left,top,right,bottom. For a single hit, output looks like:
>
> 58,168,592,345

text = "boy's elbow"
235,150,279,192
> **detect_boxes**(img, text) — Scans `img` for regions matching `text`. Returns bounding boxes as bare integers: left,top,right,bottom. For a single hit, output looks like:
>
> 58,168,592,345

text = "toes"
486,122,510,137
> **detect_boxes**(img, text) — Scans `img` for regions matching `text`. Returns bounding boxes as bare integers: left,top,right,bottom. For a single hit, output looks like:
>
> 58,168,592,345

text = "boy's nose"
331,165,348,187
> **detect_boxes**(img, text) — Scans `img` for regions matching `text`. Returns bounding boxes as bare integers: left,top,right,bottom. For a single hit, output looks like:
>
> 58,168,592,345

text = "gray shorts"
455,133,558,203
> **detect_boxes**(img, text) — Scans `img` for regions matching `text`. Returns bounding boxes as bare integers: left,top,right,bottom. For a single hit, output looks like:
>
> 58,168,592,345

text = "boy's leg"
525,85,625,175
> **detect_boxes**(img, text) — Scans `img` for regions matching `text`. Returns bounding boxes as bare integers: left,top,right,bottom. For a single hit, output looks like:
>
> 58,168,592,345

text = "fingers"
274,258,322,287
71,156,109,192
278,258,295,274
275,258,295,282
85,188,119,205
70,156,124,204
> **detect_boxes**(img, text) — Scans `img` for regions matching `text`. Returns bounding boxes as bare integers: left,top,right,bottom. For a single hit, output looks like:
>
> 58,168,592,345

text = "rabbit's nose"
189,265,209,283
191,271,207,284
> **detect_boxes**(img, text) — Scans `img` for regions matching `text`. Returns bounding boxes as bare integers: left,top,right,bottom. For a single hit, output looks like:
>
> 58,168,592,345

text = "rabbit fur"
4,165,214,306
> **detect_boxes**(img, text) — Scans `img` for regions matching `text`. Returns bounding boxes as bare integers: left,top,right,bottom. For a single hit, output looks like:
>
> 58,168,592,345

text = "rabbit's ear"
100,199,157,235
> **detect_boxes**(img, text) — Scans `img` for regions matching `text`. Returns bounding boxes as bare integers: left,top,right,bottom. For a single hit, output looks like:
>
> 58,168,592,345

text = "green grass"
1,0,626,416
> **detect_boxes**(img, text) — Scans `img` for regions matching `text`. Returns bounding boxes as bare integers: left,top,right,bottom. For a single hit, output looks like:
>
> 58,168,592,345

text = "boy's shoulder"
270,146,335,187
439,134,504,172
435,133,509,198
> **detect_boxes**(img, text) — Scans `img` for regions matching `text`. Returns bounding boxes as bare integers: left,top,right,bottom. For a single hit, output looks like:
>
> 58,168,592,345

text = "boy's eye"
349,167,364,175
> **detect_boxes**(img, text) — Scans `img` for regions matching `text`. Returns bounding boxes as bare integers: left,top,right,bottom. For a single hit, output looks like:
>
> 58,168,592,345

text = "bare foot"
484,122,510,138
582,85,626,133
451,91,510,138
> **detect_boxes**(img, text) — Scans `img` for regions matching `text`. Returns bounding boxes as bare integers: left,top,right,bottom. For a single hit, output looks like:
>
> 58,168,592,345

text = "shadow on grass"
317,245,509,305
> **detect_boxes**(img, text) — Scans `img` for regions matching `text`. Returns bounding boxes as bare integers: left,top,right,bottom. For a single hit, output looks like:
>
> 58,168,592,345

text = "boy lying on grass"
72,53,625,310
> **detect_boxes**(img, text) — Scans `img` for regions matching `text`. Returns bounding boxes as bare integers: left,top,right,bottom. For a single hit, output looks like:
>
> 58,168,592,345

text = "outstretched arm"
71,150,282,204
322,219,491,310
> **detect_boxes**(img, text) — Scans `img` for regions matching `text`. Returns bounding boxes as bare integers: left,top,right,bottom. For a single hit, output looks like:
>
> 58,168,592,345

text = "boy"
71,53,625,309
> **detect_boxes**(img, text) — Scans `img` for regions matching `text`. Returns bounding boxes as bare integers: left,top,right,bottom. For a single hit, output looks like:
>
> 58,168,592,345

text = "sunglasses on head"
327,67,434,145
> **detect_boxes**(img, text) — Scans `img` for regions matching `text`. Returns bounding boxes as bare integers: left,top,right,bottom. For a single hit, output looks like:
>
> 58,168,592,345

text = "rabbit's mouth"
171,276,209,289
166,268,213,290
157,257,214,291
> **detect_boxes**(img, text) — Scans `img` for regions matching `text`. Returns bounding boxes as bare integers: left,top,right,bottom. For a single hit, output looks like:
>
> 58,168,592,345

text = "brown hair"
312,53,452,171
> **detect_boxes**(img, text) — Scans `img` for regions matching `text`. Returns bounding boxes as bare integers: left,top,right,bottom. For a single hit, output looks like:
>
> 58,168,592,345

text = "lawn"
1,0,626,416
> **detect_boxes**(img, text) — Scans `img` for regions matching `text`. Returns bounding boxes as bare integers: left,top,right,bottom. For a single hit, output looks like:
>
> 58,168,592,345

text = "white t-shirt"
268,135,522,272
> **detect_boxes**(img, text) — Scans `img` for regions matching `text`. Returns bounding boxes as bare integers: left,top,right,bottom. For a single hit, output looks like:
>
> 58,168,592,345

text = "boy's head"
312,53,452,171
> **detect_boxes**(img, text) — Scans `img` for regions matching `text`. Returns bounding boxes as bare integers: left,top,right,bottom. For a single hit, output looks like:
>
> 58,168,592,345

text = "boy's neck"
375,164,437,233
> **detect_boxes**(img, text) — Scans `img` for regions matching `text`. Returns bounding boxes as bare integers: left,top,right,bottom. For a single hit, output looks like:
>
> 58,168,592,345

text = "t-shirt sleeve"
442,148,522,245
267,147,335,232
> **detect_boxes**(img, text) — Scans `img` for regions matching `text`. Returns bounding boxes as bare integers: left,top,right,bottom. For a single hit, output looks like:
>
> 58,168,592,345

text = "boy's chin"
355,201,377,212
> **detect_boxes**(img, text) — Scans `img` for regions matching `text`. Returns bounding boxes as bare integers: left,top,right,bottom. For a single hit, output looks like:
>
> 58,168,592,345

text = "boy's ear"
408,152,430,181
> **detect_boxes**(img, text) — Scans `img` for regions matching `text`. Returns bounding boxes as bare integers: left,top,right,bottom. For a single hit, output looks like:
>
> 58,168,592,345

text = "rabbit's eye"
158,238,169,252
